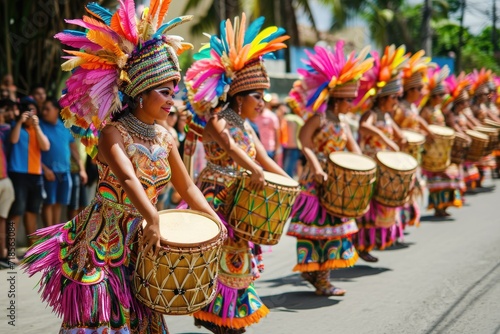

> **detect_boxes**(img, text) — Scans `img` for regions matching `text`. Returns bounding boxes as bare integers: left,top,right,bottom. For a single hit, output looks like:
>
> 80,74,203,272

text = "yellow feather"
312,89,329,111
86,30,125,59
251,26,278,48
61,57,85,71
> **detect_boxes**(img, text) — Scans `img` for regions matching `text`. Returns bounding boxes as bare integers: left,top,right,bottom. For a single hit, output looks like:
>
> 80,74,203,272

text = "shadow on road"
329,265,392,281
261,291,341,310
420,215,456,223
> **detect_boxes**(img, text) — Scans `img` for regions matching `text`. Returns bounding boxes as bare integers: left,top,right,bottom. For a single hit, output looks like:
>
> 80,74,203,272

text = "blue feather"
306,82,328,108
154,17,182,38
86,3,112,25
210,35,224,56
62,29,86,36
244,16,265,45
262,27,286,43
220,20,229,53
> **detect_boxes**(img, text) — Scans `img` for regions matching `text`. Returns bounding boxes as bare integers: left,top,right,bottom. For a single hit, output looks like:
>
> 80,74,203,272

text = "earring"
139,96,143,109
238,102,242,114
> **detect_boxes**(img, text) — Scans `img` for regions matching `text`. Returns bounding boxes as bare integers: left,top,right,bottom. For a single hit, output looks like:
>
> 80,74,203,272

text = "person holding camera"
8,102,50,249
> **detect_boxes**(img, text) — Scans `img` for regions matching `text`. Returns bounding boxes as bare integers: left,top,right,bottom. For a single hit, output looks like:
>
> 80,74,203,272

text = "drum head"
263,171,299,187
429,125,455,137
466,130,489,140
376,151,418,171
146,210,220,246
329,152,376,171
475,126,499,134
454,132,469,140
484,119,500,128
402,130,425,144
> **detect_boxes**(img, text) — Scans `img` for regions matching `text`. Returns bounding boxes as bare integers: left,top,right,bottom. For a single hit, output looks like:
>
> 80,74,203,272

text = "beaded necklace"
119,113,156,141
219,108,246,131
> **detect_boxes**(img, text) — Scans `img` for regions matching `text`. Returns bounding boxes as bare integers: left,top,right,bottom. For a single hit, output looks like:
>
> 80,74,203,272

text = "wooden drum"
374,151,418,207
451,132,470,165
474,126,499,154
465,130,489,162
422,125,455,172
133,210,225,315
320,152,377,218
402,130,426,163
230,171,301,245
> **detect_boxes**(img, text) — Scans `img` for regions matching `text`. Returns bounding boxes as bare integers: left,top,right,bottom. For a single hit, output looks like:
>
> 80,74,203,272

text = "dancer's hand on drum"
142,222,161,258
314,169,328,183
249,167,266,191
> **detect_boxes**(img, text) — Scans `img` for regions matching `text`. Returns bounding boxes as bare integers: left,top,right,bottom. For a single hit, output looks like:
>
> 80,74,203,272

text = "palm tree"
182,0,318,46
1,0,117,96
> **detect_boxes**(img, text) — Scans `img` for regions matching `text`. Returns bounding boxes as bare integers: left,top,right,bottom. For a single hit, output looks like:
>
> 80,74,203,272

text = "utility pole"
422,0,433,55
456,0,466,73
493,0,499,55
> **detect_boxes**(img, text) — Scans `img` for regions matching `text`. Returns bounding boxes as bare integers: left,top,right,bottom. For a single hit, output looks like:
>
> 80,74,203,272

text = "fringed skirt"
423,164,465,210
354,199,403,251
22,198,168,333
287,192,358,272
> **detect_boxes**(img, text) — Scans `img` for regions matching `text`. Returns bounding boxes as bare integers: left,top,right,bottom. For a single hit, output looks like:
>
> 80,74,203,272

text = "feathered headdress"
288,40,373,115
184,13,289,120
467,68,492,96
442,72,470,109
57,0,193,157
354,45,409,111
493,75,500,105
401,50,432,91
419,65,450,108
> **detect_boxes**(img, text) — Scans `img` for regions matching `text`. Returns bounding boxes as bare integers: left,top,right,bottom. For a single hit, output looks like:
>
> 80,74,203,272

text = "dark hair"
45,97,61,110
111,93,135,121
30,84,46,93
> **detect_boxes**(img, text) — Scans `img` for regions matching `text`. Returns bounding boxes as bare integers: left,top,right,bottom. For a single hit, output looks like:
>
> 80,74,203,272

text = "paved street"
3,178,500,334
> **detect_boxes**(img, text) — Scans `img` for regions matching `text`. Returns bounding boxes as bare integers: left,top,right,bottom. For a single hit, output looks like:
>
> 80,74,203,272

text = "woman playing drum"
445,74,484,190
22,2,220,333
420,66,466,217
286,41,373,296
468,69,498,186
354,45,410,262
393,51,434,227
183,14,290,334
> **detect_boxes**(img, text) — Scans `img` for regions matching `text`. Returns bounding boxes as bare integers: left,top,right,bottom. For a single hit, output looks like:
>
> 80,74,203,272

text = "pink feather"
55,32,101,51
117,0,138,44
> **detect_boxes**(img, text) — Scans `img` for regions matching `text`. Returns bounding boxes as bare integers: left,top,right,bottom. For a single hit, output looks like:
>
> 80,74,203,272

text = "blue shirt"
40,119,74,173
8,122,43,175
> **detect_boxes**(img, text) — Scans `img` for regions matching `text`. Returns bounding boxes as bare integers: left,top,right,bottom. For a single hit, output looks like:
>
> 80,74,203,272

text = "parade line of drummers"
19,3,500,333
134,45,500,328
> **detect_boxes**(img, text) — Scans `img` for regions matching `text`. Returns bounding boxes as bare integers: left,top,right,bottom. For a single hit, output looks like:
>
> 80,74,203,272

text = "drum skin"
401,130,426,163
133,209,225,315
465,130,489,162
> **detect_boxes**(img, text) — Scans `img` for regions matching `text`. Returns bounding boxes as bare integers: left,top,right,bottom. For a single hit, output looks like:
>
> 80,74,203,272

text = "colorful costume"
22,1,193,332
421,66,465,212
353,45,409,251
393,51,431,227
183,14,288,332
286,41,373,285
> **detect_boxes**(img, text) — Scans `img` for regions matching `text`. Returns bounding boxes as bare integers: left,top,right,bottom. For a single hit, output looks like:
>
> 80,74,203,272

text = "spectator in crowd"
39,98,85,226
0,106,15,268
270,94,289,167
31,84,47,114
1,74,17,102
283,105,305,178
254,93,281,159
67,139,89,220
175,107,188,158
8,100,50,248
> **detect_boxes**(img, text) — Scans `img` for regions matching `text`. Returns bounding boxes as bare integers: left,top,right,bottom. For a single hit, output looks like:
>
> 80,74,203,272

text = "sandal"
314,270,346,296
300,272,317,286
358,251,378,263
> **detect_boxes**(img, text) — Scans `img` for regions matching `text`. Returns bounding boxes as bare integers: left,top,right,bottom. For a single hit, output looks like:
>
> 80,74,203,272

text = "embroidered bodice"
394,100,420,130
203,108,257,169
96,122,173,207
359,109,395,158
311,116,348,156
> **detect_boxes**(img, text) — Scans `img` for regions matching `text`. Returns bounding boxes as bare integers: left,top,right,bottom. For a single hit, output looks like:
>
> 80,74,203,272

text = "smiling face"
405,85,423,103
135,81,176,124
378,94,400,112
236,89,265,121
336,97,355,114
